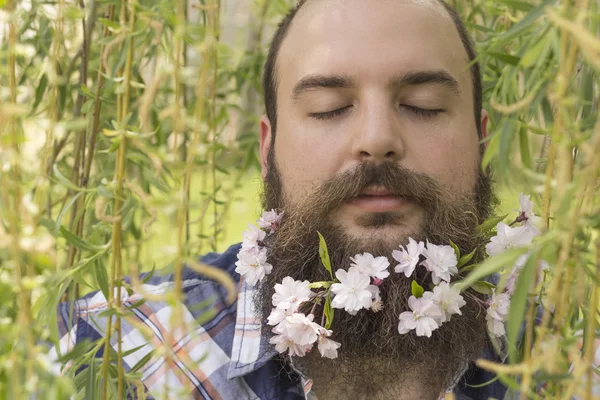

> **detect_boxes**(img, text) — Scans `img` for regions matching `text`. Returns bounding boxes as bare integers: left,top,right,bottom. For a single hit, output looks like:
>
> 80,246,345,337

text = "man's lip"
348,194,410,213
360,186,394,196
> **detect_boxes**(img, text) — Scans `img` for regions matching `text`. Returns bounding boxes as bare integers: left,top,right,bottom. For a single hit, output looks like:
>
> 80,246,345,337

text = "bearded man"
53,0,507,399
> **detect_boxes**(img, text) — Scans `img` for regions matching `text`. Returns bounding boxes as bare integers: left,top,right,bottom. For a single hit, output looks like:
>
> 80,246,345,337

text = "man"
53,0,506,398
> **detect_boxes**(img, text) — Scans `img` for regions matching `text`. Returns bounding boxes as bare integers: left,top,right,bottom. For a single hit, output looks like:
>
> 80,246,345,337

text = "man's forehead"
297,0,452,22
278,0,467,91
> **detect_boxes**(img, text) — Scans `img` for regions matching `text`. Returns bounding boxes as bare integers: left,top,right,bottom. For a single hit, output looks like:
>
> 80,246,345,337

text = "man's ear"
259,114,272,180
481,109,489,147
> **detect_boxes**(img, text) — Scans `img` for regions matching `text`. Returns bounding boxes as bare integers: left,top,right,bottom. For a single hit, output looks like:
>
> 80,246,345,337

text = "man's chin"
334,209,425,249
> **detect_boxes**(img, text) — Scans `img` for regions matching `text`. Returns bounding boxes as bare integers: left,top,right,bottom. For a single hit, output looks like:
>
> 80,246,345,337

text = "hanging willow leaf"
507,251,538,363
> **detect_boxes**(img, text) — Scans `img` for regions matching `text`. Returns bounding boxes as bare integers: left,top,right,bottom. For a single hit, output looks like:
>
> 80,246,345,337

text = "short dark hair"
262,0,483,137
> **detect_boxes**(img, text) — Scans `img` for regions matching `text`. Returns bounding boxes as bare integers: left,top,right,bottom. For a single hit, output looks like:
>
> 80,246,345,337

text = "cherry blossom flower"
365,284,384,312
486,290,510,337
505,254,528,295
516,193,542,235
350,252,390,280
241,224,266,254
258,209,284,233
422,241,458,284
267,307,294,326
274,313,322,346
485,222,536,257
398,295,443,337
269,333,312,357
392,238,425,278
317,336,341,359
331,267,374,315
272,277,313,311
431,282,466,323
235,247,272,286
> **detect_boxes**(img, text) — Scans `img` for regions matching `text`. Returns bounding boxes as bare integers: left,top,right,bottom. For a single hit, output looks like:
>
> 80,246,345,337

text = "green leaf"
411,280,424,298
477,214,508,234
493,3,547,43
55,191,83,234
324,294,334,329
449,240,461,260
482,131,501,168
317,232,333,280
308,281,332,289
518,125,532,169
59,226,107,252
130,350,155,373
471,280,496,295
52,164,95,193
455,247,528,293
458,248,477,269
507,252,537,363
486,51,521,66
94,258,110,300
31,74,48,114
85,358,96,400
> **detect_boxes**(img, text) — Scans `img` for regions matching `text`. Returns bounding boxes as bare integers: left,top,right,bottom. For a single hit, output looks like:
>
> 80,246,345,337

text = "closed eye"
402,105,445,118
309,105,353,121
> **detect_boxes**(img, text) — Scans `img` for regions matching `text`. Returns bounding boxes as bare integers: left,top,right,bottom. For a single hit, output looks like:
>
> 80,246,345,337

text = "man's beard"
256,151,495,397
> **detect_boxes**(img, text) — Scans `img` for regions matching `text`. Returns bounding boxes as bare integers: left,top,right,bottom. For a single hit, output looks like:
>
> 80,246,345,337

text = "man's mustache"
291,162,448,215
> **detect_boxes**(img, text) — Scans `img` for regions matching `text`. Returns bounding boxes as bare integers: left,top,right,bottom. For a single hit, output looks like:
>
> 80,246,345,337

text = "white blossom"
317,336,341,359
269,333,312,357
486,290,511,337
392,238,425,278
331,267,374,315
274,313,322,346
258,209,284,233
431,282,466,323
272,277,313,311
350,252,390,280
485,222,536,257
422,241,458,284
267,307,294,326
241,224,267,254
368,285,383,312
235,247,273,286
398,295,443,337
517,193,542,235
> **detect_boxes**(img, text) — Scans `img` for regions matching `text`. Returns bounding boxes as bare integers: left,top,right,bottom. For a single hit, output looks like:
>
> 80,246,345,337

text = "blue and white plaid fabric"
49,243,507,400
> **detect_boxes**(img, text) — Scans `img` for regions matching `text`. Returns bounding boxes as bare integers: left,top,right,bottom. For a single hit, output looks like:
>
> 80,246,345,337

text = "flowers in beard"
330,267,380,315
422,241,459,284
258,209,284,233
235,210,283,286
486,290,510,337
392,237,425,278
392,237,466,337
398,293,443,338
515,193,542,235
268,233,389,359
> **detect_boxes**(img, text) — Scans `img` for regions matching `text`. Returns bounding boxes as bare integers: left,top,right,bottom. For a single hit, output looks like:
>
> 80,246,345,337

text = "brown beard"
257,153,495,397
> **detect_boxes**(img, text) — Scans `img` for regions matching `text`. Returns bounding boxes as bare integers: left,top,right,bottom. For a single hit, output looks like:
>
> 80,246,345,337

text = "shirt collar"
227,277,278,379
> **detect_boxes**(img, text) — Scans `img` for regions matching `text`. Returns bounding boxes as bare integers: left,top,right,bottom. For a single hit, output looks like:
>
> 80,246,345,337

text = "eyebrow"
291,74,356,101
291,69,461,101
390,70,461,96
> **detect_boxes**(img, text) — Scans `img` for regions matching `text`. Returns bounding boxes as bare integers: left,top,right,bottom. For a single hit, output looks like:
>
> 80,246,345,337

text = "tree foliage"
0,0,598,398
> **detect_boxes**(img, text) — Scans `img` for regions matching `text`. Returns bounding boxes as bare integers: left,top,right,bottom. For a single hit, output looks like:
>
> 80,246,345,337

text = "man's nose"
351,101,404,163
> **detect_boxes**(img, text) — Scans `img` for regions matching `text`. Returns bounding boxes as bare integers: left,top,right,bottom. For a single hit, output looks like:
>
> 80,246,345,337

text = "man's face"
260,0,487,246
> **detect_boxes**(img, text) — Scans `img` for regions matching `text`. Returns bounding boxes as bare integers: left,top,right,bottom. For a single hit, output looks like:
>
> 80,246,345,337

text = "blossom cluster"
234,193,546,360
392,238,466,337
484,193,543,337
234,210,283,286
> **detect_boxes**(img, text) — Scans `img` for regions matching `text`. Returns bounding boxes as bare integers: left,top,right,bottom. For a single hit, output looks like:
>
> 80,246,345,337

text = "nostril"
360,151,371,158
385,151,395,158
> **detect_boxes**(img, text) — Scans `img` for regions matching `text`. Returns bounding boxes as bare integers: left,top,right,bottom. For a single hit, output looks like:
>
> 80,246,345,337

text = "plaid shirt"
50,243,508,400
